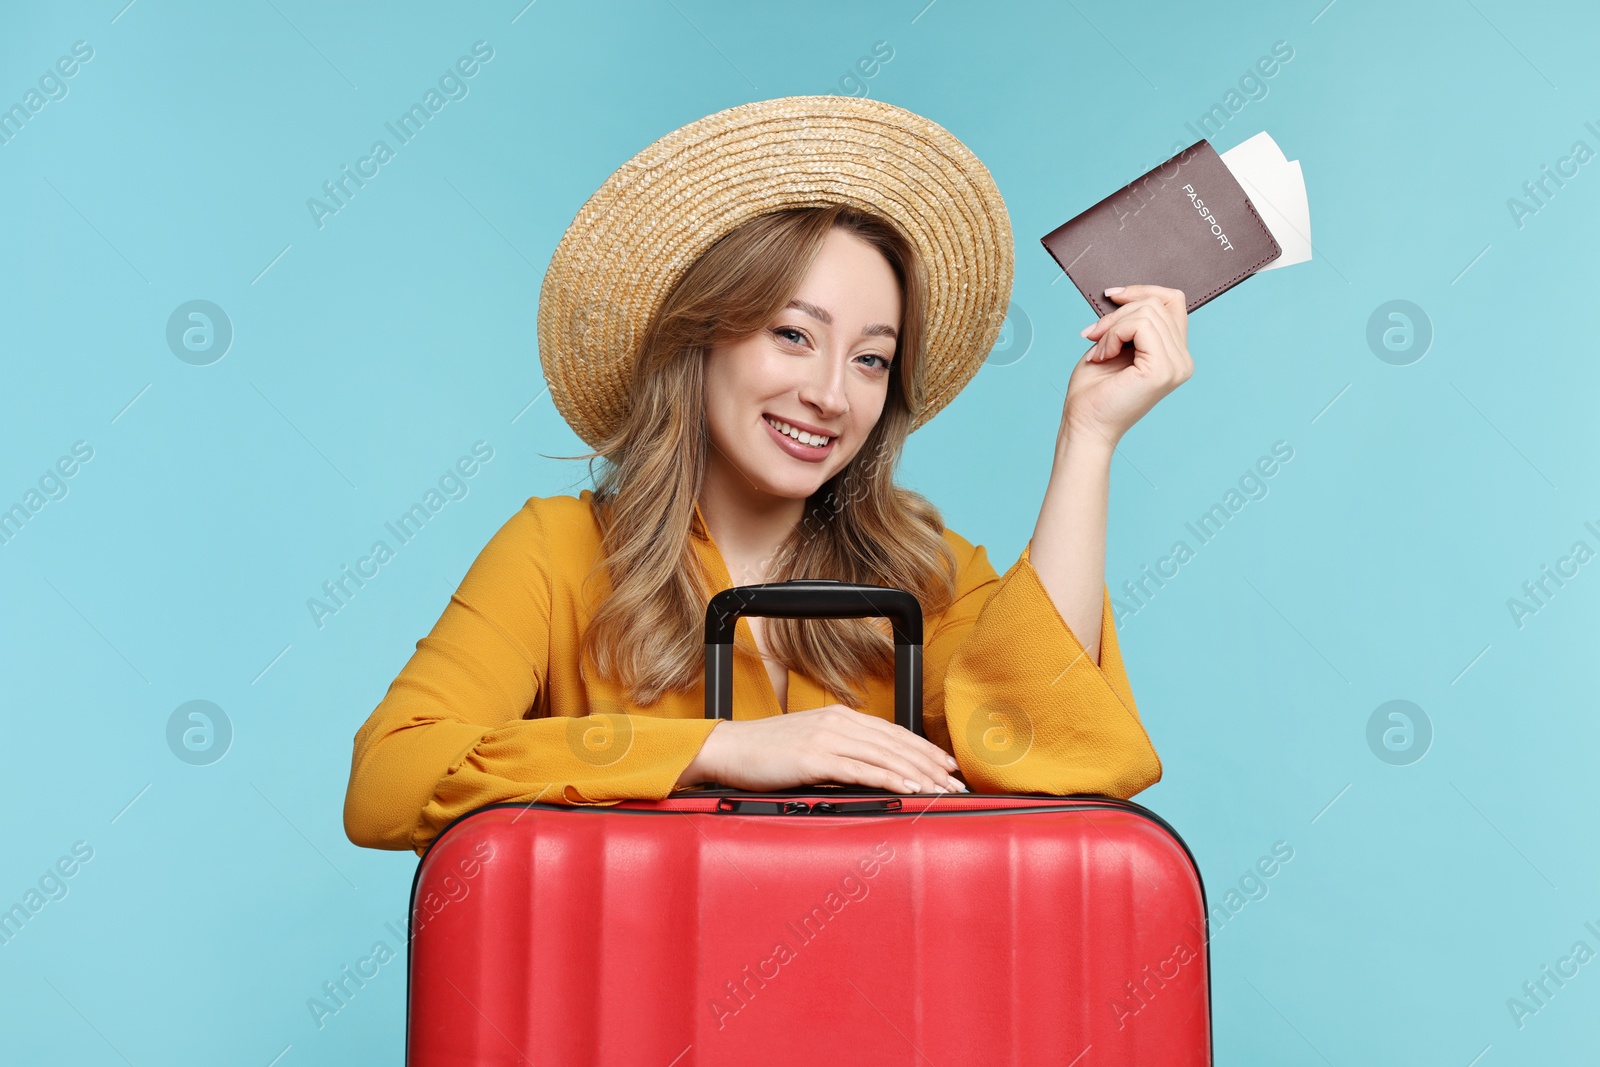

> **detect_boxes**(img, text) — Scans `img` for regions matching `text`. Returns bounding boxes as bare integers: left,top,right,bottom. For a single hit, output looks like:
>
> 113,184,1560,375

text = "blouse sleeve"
341,500,719,857
921,536,1162,800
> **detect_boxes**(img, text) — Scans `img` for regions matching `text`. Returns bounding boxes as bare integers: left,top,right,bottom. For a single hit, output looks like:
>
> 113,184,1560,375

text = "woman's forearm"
1026,428,1117,667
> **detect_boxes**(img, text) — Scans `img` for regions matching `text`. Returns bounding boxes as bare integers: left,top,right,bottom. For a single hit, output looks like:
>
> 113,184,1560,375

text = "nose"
797,347,850,421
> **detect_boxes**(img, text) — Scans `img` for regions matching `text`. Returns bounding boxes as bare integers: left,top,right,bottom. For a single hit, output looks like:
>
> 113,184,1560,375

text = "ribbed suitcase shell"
405,789,1211,1066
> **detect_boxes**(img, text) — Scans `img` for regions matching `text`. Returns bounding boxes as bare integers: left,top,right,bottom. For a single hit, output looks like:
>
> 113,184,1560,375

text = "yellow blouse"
342,490,1162,856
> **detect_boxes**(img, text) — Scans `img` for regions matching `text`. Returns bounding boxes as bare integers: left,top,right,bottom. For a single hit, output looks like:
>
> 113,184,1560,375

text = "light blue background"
3,1,1597,1063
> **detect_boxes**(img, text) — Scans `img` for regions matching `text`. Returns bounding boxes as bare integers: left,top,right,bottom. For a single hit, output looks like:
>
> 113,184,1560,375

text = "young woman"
342,96,1192,856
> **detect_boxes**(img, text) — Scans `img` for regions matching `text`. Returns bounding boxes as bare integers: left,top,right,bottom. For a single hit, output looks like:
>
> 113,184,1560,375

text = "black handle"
703,579,923,735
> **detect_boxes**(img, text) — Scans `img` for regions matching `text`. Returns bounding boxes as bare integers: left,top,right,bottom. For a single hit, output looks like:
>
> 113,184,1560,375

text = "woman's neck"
696,469,806,585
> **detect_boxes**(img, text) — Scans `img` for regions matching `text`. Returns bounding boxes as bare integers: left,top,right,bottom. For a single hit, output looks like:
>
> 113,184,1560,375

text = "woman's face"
702,227,902,506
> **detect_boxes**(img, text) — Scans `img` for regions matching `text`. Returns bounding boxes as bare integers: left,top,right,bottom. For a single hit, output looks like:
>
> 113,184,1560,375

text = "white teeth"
766,416,830,448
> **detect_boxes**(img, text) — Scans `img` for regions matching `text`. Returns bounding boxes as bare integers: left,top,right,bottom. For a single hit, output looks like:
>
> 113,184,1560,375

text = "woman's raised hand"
1064,284,1194,451
676,704,967,794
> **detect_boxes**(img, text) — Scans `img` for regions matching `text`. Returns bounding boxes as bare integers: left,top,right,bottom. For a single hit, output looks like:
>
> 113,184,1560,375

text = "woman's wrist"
1045,426,1116,530
674,720,728,788
1055,419,1119,466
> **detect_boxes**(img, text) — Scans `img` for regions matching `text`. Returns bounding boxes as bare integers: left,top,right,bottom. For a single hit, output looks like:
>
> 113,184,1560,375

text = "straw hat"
536,94,1015,450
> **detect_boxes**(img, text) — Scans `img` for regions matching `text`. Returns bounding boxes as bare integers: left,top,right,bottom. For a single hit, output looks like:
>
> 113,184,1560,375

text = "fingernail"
1079,325,1093,337
904,778,921,793
1104,286,1125,296
948,778,965,792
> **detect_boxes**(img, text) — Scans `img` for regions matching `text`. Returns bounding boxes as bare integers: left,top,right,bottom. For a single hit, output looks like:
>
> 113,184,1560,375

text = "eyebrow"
785,298,898,341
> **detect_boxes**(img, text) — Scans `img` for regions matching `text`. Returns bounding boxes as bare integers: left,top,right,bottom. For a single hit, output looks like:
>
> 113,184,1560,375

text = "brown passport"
1040,139,1281,319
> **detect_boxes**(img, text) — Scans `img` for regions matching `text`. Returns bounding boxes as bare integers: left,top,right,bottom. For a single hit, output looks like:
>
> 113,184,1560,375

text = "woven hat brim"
537,95,1015,450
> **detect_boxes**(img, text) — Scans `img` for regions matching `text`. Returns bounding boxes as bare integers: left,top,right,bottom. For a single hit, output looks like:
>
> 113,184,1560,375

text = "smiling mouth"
763,415,834,449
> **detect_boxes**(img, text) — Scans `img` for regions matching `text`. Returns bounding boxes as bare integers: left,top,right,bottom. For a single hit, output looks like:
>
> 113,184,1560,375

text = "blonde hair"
571,202,959,708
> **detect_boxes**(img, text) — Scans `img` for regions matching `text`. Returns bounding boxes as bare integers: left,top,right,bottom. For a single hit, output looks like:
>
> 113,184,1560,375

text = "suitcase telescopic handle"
703,580,923,736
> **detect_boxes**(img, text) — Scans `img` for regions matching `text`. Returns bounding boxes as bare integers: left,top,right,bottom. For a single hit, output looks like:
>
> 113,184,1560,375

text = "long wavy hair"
574,202,959,709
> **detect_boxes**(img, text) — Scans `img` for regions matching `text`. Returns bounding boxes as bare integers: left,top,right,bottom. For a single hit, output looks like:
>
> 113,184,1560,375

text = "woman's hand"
1062,284,1194,451
676,705,967,794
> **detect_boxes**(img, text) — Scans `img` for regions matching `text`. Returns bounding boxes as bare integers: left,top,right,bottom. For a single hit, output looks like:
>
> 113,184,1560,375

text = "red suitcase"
404,581,1212,1066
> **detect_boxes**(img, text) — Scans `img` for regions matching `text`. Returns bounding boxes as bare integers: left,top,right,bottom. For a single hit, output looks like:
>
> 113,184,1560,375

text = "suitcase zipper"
714,797,904,815
715,798,812,814
810,798,903,814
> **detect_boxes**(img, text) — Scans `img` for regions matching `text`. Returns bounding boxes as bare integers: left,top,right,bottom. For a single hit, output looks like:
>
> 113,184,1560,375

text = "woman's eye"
859,353,892,371
773,326,808,346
